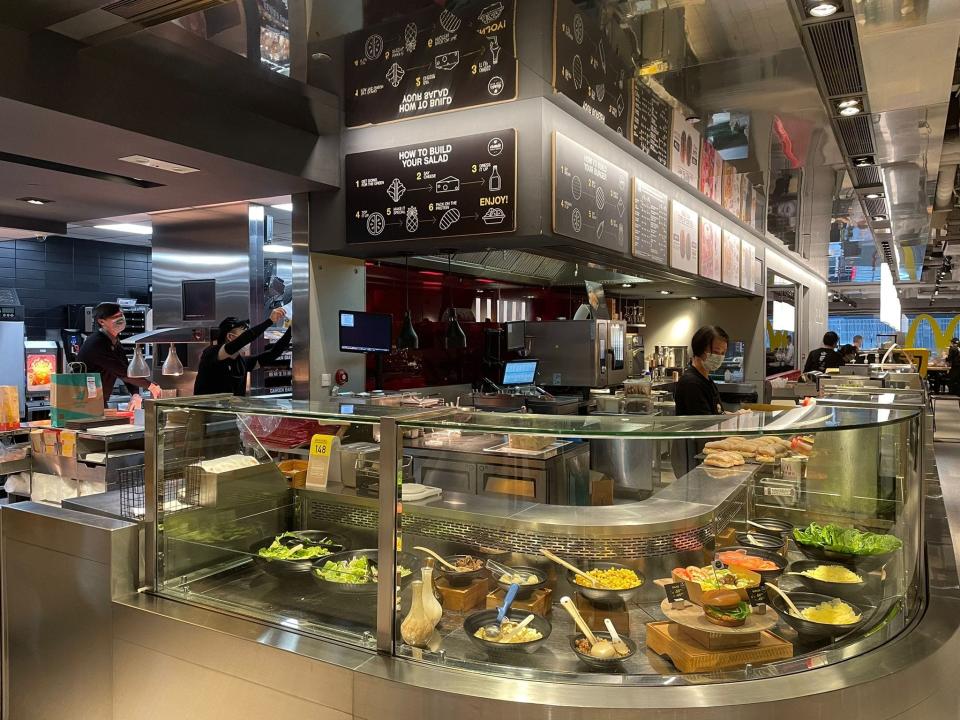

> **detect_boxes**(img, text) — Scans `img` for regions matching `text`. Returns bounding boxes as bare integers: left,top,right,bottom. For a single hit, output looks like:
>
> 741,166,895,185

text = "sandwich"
701,588,751,627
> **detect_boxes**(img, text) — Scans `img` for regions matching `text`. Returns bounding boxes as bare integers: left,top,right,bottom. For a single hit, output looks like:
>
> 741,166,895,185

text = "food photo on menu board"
722,165,741,216
699,217,722,282
553,0,631,137
344,128,516,243
669,200,699,274
722,230,741,287
670,110,700,189
699,140,722,203
344,0,517,127
740,240,756,291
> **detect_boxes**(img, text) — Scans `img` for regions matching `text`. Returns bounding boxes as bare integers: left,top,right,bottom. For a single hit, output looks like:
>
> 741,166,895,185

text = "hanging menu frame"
345,129,517,244
699,216,722,282
630,81,671,168
344,0,518,127
552,0,631,138
669,200,699,274
552,132,630,251
631,178,669,266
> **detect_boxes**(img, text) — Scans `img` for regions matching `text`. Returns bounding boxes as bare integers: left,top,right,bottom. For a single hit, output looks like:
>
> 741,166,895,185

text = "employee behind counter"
194,308,290,396
77,302,161,410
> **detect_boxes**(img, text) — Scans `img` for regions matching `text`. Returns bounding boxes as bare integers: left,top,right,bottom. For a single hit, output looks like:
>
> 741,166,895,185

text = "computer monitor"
502,359,538,386
339,311,392,354
505,321,525,350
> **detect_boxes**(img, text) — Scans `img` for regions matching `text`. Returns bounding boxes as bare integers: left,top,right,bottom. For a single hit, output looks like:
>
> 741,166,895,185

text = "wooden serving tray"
646,621,792,673
435,577,488,613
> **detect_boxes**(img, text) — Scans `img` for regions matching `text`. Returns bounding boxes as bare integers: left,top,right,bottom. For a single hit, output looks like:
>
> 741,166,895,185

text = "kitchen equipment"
462,608,552,656
339,442,379,488
480,582,520,640
767,588,867,639
523,320,628,388
540,549,598,587
604,618,631,656
787,560,869,601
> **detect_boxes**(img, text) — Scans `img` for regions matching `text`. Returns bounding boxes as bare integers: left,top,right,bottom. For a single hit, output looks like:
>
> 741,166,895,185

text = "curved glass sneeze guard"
147,397,924,687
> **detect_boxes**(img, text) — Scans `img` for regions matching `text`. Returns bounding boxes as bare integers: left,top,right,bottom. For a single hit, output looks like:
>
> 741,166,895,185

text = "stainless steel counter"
62,489,126,522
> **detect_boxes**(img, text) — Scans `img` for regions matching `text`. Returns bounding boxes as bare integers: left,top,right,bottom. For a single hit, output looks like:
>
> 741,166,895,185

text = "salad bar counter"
4,392,958,719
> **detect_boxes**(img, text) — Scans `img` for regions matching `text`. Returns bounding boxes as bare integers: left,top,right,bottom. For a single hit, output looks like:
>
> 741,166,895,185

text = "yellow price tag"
310,434,333,457
306,434,335,489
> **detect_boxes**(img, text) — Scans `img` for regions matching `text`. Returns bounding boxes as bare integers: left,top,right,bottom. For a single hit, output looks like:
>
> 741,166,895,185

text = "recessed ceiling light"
18,197,53,205
837,98,860,109
685,115,701,124
659,290,672,295
806,0,840,17
839,105,861,116
93,223,152,235
854,156,874,167
690,296,699,300
118,155,198,174
872,215,887,221
865,192,883,199
271,203,293,212
263,244,293,254
622,283,633,288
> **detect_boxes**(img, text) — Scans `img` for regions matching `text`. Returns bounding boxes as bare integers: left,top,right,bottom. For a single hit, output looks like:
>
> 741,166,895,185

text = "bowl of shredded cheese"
789,560,869,601
770,591,867,639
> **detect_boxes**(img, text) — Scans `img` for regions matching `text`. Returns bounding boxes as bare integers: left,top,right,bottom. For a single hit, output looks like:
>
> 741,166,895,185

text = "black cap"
218,317,249,338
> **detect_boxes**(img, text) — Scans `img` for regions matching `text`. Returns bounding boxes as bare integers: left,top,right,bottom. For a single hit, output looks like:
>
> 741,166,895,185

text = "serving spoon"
481,583,520,640
413,546,462,572
604,618,631,657
541,549,599,587
499,613,536,643
559,596,616,659
766,583,802,617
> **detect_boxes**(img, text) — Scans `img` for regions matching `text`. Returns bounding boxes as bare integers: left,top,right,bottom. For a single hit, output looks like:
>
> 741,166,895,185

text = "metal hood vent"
415,250,569,283
806,18,864,97
836,115,874,159
101,0,229,26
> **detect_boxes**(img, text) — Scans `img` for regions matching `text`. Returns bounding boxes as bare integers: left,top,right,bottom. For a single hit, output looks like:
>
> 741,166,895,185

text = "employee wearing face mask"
193,308,290,396
671,325,729,478
77,302,162,410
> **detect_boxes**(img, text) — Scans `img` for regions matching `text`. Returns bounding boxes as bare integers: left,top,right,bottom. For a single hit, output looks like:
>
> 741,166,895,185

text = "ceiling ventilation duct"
100,0,231,26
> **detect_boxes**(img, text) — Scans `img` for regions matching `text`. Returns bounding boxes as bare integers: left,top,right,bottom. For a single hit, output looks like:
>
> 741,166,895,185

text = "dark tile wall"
0,237,151,337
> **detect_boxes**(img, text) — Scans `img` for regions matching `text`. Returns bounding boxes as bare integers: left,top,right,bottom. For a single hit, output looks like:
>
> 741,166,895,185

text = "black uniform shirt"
674,364,723,416
803,347,842,374
76,330,150,406
194,322,291,396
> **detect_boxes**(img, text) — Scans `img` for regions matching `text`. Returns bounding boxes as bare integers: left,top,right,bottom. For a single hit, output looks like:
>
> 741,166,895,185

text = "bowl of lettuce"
252,531,349,577
793,522,902,570
313,549,418,594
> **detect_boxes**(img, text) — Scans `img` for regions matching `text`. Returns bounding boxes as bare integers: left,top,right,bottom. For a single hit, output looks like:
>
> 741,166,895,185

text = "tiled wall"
0,237,151,337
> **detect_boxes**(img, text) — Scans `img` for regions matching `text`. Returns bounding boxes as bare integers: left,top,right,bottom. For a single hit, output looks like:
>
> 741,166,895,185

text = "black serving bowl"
463,609,552,656
436,555,488,587
250,531,349,578
736,531,786,552
715,546,787,584
570,632,637,670
749,517,794,537
494,565,548,600
769,591,867,640
793,540,898,572
567,562,644,605
787,560,869,601
313,548,419,595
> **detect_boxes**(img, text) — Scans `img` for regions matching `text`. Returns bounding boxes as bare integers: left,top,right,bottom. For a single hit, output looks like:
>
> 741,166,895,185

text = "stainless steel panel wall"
150,204,253,397
1,503,137,720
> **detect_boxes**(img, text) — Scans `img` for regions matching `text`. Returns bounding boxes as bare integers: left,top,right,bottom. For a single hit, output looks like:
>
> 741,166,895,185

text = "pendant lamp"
128,344,151,378
397,257,419,350
444,253,467,349
161,343,184,376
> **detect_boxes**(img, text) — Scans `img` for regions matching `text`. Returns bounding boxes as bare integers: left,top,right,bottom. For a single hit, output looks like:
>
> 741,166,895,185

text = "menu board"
754,191,767,233
699,139,722,203
345,128,517,244
699,217,721,282
553,132,630,251
553,0,630,138
740,175,753,224
630,81,671,167
722,165,740,216
670,110,700,189
631,178,668,265
722,230,741,287
669,200,699,274
740,240,755,291
345,0,517,127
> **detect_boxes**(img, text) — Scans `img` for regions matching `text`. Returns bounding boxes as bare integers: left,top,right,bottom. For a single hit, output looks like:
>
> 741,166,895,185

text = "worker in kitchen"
803,331,842,375
77,302,161,410
671,325,729,477
194,307,290,396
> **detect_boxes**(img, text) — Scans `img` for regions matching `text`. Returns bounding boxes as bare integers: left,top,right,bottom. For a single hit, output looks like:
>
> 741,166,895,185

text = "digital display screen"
182,279,216,322
339,311,392,354
502,360,538,386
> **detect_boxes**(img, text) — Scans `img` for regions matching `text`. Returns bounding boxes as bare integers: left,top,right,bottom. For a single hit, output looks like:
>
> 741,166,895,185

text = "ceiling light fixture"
271,203,293,212
94,223,152,235
872,215,887,222
118,155,199,174
806,0,840,17
837,98,860,109
659,290,672,295
854,156,874,167
865,192,883,199
839,105,861,116
18,197,53,205
622,284,633,288
690,296,699,300
685,115,701,124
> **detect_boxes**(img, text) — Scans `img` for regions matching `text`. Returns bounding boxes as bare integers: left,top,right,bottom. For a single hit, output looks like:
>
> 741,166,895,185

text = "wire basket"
118,460,202,521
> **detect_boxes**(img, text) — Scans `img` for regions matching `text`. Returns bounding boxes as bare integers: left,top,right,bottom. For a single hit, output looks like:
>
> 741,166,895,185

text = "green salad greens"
258,532,333,561
315,556,412,585
793,522,902,556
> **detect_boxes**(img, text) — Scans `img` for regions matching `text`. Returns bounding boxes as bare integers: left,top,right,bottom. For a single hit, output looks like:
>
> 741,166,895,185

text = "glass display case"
145,395,923,684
